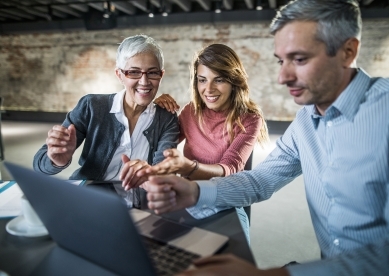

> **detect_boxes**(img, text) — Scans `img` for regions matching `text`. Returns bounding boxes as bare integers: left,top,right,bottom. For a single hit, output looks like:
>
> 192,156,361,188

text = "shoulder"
178,102,195,118
366,77,389,101
71,94,115,118
155,105,178,120
78,93,115,105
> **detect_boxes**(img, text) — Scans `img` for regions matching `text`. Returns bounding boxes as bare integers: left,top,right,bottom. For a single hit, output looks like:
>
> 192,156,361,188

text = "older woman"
33,34,179,208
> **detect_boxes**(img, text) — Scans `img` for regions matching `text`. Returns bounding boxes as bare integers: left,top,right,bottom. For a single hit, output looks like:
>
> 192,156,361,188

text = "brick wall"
0,19,388,121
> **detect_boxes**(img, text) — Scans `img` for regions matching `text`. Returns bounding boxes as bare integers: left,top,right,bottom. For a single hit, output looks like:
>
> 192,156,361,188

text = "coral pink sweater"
179,102,261,176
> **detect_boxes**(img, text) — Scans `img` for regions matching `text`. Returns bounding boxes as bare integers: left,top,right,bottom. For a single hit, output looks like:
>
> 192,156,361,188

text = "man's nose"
278,63,296,85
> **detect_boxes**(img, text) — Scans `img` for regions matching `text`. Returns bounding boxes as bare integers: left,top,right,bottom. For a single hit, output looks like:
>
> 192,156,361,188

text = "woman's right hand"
46,124,77,167
138,149,193,176
154,94,180,113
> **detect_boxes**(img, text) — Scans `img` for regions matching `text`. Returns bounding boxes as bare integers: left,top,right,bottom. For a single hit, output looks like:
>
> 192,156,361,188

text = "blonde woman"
148,43,268,180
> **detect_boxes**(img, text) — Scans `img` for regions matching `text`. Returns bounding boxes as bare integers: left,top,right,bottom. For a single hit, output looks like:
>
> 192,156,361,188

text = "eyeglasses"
120,69,163,80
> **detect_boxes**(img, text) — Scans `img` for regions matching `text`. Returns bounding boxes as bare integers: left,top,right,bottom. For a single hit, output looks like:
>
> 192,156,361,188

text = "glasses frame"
120,69,163,80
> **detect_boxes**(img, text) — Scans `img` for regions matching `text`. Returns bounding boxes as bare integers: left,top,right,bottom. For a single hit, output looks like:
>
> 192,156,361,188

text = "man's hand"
46,124,77,167
177,254,289,276
120,155,151,190
146,175,199,214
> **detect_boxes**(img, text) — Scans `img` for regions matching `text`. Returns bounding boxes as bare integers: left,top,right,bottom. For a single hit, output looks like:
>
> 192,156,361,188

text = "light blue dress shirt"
188,68,389,275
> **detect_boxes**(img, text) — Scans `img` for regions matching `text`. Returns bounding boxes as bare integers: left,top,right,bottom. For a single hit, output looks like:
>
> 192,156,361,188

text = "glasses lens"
146,71,162,79
123,70,141,78
121,70,162,80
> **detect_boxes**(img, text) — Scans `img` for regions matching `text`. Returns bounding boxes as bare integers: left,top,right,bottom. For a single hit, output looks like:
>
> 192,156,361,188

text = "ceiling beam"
19,6,51,20
52,5,83,17
223,0,233,10
69,4,89,12
170,0,191,12
196,0,211,10
112,1,136,15
131,0,148,12
0,8,36,20
268,0,277,9
86,2,105,11
34,5,69,18
0,12,22,21
244,0,254,9
150,0,162,8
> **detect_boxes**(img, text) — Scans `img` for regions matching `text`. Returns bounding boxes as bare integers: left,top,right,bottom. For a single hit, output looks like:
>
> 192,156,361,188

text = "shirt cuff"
287,259,334,276
186,180,218,219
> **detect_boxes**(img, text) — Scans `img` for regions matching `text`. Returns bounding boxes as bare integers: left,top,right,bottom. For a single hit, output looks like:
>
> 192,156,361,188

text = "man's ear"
341,37,359,68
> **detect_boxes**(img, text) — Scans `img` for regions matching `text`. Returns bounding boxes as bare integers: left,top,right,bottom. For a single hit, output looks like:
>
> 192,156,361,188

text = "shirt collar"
309,68,371,127
331,68,370,122
110,89,153,114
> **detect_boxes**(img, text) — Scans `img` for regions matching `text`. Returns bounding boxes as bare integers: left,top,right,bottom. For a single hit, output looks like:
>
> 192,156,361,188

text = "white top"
103,90,156,180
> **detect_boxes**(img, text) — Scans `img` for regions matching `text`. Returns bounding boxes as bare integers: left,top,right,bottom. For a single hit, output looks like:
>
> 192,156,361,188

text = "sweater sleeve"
219,113,261,176
150,107,180,165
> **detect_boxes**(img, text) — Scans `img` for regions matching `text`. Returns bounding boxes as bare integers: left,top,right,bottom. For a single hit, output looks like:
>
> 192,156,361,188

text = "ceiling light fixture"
256,0,263,10
103,2,115,18
161,0,170,16
148,1,154,18
215,1,222,13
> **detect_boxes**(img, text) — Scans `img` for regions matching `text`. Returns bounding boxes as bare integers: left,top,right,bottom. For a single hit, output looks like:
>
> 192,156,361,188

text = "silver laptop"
4,162,229,276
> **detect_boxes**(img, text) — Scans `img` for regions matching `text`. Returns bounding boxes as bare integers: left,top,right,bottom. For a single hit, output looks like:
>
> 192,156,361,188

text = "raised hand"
154,93,180,113
46,124,77,167
120,155,152,190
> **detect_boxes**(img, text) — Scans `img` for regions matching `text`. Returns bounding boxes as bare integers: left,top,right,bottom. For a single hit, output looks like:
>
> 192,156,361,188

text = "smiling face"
115,52,164,111
274,21,350,115
196,64,232,112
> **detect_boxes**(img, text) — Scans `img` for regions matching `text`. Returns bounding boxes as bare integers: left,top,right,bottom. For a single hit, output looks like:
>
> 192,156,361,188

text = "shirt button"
327,121,333,127
333,239,339,246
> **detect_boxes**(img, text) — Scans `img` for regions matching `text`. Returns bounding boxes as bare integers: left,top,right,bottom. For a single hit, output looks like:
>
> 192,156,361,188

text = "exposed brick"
0,20,388,120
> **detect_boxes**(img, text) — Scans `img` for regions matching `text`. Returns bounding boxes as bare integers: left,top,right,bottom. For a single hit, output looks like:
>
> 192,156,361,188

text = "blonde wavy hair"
190,43,269,146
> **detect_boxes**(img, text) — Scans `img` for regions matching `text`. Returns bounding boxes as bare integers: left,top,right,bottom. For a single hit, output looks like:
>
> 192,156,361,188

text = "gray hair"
270,0,362,56
116,34,164,69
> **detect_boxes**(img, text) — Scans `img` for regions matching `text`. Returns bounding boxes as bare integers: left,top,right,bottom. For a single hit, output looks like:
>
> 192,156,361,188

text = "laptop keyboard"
142,236,200,276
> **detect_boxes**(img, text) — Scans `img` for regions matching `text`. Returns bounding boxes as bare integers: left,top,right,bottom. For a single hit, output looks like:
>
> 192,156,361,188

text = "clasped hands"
122,148,198,192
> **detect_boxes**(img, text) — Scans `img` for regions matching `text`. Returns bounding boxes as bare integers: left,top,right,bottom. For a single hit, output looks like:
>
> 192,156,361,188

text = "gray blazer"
33,93,179,179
